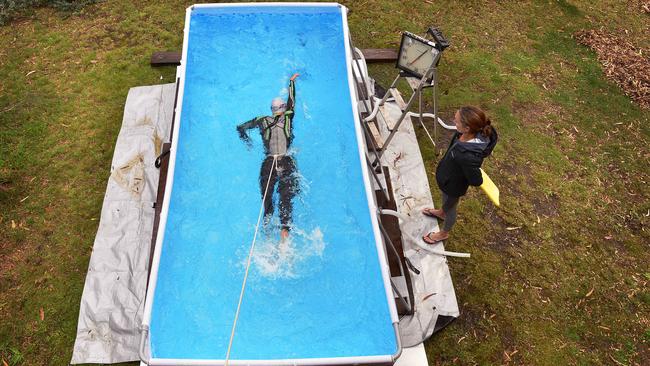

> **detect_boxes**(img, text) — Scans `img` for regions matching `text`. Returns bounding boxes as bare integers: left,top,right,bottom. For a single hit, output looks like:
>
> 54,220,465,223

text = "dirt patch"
531,193,560,218
574,29,650,109
495,158,536,198
483,202,536,252
511,100,563,128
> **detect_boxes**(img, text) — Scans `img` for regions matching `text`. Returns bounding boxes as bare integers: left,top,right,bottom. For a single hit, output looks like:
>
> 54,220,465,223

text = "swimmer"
237,73,300,241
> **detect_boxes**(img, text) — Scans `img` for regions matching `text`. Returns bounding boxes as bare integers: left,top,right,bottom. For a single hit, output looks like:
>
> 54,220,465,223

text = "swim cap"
271,98,286,114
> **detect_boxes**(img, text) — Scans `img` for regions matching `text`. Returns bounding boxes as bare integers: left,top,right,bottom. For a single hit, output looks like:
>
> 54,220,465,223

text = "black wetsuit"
236,79,298,231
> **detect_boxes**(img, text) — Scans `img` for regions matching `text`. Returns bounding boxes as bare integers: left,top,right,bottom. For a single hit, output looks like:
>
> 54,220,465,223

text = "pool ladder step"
391,275,413,315
358,100,385,150
374,166,415,315
370,167,390,200
391,275,408,298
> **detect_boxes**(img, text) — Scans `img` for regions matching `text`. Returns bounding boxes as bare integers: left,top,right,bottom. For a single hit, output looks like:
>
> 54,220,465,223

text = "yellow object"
480,168,500,207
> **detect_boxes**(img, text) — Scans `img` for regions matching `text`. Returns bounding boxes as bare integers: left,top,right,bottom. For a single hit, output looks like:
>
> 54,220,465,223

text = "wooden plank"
151,48,397,66
151,51,181,66
147,142,171,291
361,48,398,63
383,88,410,131
389,87,407,110
368,121,384,150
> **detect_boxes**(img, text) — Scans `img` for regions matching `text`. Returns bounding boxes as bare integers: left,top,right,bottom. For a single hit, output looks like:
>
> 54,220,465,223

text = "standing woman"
422,106,498,244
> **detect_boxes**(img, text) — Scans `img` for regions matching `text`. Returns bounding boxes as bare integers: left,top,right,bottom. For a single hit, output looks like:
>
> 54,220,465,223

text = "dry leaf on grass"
574,29,650,109
629,0,650,13
39,307,44,321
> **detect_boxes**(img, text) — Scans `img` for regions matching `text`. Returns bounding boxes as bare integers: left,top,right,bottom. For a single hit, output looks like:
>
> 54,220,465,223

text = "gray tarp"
71,83,175,364
373,89,460,347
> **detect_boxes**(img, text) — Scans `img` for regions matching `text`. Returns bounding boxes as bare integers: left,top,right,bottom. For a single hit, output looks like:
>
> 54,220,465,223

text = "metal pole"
432,66,438,150
382,74,402,107
350,48,373,121
378,218,412,313
376,69,432,161
139,325,150,364
391,280,412,314
418,81,423,132
366,154,390,204
363,74,401,124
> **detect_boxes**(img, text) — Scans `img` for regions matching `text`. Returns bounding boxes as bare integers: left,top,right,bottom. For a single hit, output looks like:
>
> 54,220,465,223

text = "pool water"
149,4,397,361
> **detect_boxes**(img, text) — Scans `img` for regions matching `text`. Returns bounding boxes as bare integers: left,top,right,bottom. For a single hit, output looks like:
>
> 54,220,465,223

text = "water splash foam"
249,226,325,279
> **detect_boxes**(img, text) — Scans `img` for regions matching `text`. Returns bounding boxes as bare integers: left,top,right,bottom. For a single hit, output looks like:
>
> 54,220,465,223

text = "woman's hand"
290,73,300,81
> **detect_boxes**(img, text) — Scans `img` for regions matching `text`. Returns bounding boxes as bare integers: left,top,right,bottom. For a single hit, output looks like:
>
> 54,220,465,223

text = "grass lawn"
1,0,648,365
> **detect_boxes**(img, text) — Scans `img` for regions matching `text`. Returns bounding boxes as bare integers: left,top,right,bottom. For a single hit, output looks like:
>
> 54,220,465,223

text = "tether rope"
225,154,278,365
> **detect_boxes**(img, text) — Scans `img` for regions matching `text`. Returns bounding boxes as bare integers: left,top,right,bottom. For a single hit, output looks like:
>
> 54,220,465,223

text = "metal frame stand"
378,68,436,160
363,62,439,168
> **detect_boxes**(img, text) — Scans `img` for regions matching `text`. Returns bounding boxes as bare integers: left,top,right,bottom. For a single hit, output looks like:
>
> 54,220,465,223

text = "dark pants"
260,155,299,231
441,192,459,232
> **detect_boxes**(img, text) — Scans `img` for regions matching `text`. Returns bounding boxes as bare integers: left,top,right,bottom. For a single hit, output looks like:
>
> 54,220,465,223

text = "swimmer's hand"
290,73,300,81
236,125,254,150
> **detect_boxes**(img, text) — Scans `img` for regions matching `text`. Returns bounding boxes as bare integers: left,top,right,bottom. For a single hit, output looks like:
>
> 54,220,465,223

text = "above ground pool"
141,3,399,365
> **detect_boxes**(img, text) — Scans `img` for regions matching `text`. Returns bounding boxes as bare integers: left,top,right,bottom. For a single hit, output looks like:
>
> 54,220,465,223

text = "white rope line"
225,155,278,365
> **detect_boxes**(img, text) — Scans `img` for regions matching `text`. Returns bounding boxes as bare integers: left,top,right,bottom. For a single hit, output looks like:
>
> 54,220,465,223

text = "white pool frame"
140,3,401,365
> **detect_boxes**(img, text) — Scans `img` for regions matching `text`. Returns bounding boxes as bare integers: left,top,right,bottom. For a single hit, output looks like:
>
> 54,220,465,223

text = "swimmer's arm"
236,116,263,146
285,73,299,115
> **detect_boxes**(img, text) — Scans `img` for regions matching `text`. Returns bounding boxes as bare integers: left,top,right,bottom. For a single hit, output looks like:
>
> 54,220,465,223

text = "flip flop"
422,232,447,245
422,208,445,221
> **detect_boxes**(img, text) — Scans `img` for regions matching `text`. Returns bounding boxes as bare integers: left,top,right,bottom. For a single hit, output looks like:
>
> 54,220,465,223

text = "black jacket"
435,129,498,197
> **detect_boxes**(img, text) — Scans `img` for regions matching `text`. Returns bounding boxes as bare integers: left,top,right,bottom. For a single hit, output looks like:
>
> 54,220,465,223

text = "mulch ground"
574,28,650,109
630,0,650,13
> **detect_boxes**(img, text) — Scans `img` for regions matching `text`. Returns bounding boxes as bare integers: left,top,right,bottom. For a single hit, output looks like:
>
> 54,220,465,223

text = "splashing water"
249,225,325,279
302,102,312,121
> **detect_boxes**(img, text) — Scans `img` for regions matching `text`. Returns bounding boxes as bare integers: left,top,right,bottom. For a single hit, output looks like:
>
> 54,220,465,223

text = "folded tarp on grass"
70,83,175,364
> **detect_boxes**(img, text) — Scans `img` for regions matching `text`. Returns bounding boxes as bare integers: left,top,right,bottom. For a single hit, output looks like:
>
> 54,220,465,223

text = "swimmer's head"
271,98,286,115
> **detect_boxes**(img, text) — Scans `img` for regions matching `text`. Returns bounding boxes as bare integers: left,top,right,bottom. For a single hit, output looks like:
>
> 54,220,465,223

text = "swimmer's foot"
422,208,445,221
280,228,290,241
423,231,448,244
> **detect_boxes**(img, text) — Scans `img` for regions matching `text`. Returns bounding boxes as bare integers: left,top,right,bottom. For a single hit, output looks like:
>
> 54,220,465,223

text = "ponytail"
482,118,493,137
459,106,493,137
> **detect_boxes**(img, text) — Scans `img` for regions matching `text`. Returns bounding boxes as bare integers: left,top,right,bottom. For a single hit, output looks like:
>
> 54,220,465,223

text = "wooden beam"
151,48,397,66
151,51,182,66
360,48,398,63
